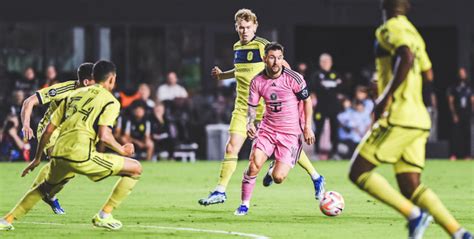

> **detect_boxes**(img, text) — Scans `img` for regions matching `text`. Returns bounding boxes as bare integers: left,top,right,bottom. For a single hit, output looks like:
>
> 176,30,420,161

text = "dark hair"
382,0,410,13
92,60,116,83
264,42,284,55
77,62,94,81
130,100,147,111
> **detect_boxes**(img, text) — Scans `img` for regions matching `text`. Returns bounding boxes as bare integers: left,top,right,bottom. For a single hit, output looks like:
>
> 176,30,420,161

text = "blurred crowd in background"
0,53,472,162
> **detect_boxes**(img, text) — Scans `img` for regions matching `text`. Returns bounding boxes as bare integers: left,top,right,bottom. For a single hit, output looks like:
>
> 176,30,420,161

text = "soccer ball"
319,191,345,216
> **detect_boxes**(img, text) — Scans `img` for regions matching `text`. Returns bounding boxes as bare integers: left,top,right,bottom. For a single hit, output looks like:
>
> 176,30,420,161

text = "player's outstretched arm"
302,97,315,145
22,122,56,177
21,94,40,141
211,66,235,80
374,46,414,121
98,125,134,157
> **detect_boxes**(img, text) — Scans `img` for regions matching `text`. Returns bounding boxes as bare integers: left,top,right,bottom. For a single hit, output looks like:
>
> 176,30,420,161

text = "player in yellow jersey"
348,1,472,238
199,8,325,206
19,63,95,215
0,60,142,231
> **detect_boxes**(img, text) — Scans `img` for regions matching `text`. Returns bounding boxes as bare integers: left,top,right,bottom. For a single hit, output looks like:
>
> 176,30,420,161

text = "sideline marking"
17,221,270,239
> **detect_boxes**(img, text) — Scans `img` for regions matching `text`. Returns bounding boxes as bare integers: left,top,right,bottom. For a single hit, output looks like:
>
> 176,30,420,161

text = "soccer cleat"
462,232,473,239
408,210,432,239
453,229,473,239
92,214,123,230
0,219,14,231
313,175,326,200
460,232,473,239
198,191,227,206
234,205,249,216
262,161,275,187
43,198,65,215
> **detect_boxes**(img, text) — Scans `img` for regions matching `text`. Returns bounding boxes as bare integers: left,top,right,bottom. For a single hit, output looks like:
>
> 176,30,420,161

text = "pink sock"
241,171,257,205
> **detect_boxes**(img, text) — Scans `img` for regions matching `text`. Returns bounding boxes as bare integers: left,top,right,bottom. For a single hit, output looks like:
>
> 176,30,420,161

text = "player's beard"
266,65,282,78
271,65,281,74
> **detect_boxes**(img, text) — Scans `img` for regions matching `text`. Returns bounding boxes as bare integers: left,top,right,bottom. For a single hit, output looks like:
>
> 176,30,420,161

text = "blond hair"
234,8,258,24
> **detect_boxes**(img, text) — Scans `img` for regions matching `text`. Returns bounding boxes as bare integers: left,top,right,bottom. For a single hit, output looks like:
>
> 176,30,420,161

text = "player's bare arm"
247,105,257,139
20,94,40,141
302,97,315,145
99,125,135,157
422,68,433,82
447,93,458,124
374,46,414,121
22,122,56,177
211,67,235,80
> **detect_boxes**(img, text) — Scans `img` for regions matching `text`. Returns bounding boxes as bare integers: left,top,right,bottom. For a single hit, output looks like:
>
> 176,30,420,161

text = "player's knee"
248,162,261,175
225,142,236,155
132,160,143,176
272,172,286,184
348,155,372,184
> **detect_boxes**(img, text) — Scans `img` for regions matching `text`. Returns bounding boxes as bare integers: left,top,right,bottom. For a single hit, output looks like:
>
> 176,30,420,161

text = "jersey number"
67,96,95,122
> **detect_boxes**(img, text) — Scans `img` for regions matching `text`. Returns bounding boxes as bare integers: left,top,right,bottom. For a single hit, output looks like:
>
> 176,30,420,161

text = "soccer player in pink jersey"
234,42,316,216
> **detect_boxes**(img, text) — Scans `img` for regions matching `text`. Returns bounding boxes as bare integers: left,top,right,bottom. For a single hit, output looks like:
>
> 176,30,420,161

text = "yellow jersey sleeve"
379,21,410,53
36,80,76,105
51,98,67,127
418,49,432,72
98,100,120,127
255,37,269,60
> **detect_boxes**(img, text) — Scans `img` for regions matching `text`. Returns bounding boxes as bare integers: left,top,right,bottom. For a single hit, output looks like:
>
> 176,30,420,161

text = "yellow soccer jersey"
233,36,268,119
375,15,432,130
36,80,78,137
50,84,120,162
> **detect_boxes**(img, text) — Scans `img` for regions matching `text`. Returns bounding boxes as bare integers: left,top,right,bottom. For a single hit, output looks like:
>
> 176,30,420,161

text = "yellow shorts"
229,110,263,137
47,151,125,184
229,112,248,137
357,120,430,174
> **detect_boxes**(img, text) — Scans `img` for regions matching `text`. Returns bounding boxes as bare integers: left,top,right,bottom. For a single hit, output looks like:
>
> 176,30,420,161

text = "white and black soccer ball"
319,191,345,216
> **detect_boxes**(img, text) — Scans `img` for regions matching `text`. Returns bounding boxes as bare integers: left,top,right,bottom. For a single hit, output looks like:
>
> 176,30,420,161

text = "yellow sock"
297,151,316,176
356,171,415,218
30,163,50,189
217,154,238,188
102,176,139,212
411,184,460,235
6,187,43,221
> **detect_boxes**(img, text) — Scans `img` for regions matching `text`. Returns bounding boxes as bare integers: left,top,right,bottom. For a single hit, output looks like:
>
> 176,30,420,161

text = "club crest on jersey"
301,89,308,98
330,73,336,79
270,93,278,100
247,52,254,61
48,89,57,97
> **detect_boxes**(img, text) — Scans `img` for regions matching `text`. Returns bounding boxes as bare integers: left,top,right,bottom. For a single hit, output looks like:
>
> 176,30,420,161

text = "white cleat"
0,219,14,231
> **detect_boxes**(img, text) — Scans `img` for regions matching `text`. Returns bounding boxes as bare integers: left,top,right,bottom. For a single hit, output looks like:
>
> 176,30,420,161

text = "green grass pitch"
0,160,472,238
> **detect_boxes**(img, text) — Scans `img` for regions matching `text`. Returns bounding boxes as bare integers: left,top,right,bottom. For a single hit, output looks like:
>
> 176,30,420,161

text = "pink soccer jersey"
248,67,309,134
